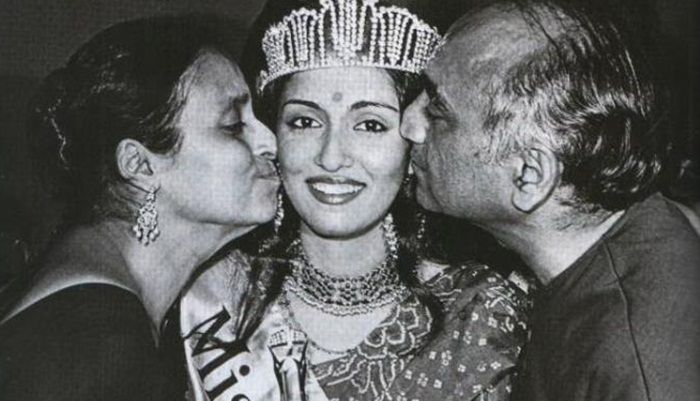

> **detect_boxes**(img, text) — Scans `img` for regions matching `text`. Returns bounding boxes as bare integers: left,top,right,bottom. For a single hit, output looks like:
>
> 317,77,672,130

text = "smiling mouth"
306,176,366,205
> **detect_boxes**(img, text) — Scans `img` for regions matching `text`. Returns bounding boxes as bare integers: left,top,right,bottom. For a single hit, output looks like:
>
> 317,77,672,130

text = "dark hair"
480,0,670,212
30,15,244,226
252,67,445,331
238,0,459,335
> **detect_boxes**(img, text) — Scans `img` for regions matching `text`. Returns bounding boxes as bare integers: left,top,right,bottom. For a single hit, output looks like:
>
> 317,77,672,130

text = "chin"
251,201,278,225
303,211,375,239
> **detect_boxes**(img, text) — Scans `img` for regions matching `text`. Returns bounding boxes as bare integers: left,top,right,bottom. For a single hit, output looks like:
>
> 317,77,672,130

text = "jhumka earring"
274,191,285,235
133,187,160,246
416,212,427,242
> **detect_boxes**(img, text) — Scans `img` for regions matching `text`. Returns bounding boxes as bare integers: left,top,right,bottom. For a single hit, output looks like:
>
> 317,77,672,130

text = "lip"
256,162,280,181
410,160,427,174
306,175,366,205
258,171,280,181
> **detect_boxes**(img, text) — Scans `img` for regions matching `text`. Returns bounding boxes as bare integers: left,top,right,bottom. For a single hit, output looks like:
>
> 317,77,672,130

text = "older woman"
181,1,529,401
0,16,278,401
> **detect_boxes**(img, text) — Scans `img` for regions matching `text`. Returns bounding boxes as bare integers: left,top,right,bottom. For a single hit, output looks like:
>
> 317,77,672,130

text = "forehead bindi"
283,67,398,109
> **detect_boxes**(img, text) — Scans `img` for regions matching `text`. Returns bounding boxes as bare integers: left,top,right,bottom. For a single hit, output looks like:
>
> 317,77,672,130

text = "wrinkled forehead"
426,4,555,97
187,50,247,95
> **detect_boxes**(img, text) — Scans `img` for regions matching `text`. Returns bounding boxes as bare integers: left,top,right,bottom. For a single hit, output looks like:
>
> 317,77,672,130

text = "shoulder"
2,283,154,351
180,250,286,341
419,259,531,316
420,259,531,348
3,283,149,330
1,284,165,400
396,261,531,397
602,196,699,305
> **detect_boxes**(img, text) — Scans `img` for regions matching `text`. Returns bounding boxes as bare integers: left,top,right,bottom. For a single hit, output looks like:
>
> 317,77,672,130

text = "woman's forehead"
282,67,398,106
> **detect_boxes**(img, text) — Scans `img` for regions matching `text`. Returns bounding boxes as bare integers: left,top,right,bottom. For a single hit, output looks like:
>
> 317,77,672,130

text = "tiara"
258,0,442,92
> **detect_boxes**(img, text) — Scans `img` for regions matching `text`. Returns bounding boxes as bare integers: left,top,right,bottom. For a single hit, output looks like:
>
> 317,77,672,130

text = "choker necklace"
284,214,409,316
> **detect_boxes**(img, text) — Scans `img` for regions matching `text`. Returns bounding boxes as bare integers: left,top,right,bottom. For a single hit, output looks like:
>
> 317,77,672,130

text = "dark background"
1,0,698,283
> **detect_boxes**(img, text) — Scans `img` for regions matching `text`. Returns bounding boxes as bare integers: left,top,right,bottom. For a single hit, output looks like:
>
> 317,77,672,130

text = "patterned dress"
180,251,529,401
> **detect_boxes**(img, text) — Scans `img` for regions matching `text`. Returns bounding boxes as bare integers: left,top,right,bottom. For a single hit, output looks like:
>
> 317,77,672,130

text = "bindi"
332,92,343,102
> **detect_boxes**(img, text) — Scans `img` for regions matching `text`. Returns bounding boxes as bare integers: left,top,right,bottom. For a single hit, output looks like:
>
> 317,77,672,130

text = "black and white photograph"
1,1,698,400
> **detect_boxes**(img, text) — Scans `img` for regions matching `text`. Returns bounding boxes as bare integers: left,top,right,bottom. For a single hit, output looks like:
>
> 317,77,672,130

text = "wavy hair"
480,0,670,212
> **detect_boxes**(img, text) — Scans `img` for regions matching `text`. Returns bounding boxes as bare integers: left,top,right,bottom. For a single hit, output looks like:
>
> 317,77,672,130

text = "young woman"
0,16,278,401
181,1,529,400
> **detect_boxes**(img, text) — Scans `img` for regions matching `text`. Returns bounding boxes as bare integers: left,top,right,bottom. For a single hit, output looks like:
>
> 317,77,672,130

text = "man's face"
402,7,540,222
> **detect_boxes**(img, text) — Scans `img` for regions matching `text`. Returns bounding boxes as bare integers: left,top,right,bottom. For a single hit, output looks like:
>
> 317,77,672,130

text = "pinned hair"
30,15,243,226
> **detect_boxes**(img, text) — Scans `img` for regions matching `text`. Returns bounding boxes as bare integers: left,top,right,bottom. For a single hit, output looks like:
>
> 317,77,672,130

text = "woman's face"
159,51,279,229
277,67,409,238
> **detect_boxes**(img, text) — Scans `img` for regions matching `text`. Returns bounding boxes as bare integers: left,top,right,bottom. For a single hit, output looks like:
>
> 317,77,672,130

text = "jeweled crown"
258,0,442,93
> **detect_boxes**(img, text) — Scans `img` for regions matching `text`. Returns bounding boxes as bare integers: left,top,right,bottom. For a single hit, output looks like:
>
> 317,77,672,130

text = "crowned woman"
179,1,529,400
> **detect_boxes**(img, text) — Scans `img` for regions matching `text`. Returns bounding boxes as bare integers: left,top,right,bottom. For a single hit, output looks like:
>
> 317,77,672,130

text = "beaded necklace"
284,214,409,317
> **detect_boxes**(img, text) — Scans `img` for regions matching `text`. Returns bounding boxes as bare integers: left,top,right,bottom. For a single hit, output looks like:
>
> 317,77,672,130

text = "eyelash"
353,119,388,133
286,116,389,134
287,116,322,129
425,99,447,121
222,121,246,135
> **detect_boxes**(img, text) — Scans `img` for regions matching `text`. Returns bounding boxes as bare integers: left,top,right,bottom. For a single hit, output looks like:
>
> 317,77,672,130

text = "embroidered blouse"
180,251,529,401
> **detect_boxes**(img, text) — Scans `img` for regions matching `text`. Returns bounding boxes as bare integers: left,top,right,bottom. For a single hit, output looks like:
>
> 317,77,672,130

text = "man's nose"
400,91,429,144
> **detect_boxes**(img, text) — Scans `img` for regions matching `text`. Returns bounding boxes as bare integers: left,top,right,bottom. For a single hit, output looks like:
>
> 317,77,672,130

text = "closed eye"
287,116,322,130
425,96,449,121
221,121,246,135
353,119,388,133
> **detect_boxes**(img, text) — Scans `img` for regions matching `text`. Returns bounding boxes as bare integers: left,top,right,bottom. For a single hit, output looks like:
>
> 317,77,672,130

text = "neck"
103,214,251,330
485,209,624,285
299,219,386,277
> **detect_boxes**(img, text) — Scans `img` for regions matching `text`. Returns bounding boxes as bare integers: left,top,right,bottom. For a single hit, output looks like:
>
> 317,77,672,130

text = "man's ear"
115,139,156,189
511,146,560,213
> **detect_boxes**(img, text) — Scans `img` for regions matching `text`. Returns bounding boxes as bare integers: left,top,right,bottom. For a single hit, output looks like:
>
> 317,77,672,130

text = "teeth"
311,182,363,195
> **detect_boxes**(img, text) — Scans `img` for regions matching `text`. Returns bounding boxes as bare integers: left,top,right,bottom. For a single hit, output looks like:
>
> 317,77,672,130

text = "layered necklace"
283,214,410,317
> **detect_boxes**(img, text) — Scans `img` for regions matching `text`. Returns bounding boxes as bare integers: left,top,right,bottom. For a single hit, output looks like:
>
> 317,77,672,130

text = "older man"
401,1,699,400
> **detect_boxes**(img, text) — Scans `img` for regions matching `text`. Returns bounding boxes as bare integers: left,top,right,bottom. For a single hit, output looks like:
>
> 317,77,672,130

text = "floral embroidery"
308,262,530,401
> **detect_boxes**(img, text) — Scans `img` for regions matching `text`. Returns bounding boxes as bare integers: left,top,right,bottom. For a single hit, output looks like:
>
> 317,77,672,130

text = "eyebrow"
231,92,250,108
222,92,251,115
281,99,399,113
282,99,321,110
350,101,398,113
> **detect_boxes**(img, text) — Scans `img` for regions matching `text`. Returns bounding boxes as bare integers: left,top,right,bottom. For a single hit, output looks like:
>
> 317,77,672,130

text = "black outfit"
514,193,700,401
0,283,179,401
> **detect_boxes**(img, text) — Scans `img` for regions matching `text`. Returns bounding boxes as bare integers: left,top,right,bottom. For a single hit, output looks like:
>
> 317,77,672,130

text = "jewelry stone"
258,0,442,93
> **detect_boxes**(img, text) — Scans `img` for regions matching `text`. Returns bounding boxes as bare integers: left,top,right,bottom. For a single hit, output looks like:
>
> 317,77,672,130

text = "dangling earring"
132,187,160,246
381,213,398,256
416,212,426,242
274,191,285,235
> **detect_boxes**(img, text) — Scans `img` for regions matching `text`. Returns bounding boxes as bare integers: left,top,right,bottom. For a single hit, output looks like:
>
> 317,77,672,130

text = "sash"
180,251,328,401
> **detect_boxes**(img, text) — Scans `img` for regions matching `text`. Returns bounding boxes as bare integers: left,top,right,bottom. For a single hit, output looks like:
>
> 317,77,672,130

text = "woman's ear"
115,139,156,188
510,146,561,213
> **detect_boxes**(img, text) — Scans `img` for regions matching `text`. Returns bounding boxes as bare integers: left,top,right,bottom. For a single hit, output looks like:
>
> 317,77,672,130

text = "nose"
313,125,352,172
250,118,277,161
400,91,429,144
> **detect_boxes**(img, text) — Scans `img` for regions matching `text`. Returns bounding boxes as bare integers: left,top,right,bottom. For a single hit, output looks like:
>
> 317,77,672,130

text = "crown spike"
258,0,441,93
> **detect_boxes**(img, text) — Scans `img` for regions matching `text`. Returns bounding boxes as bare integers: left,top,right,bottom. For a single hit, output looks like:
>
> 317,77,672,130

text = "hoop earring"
274,191,285,235
132,187,160,246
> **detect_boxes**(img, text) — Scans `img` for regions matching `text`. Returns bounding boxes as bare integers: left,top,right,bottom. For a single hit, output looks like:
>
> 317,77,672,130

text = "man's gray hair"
474,0,669,212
